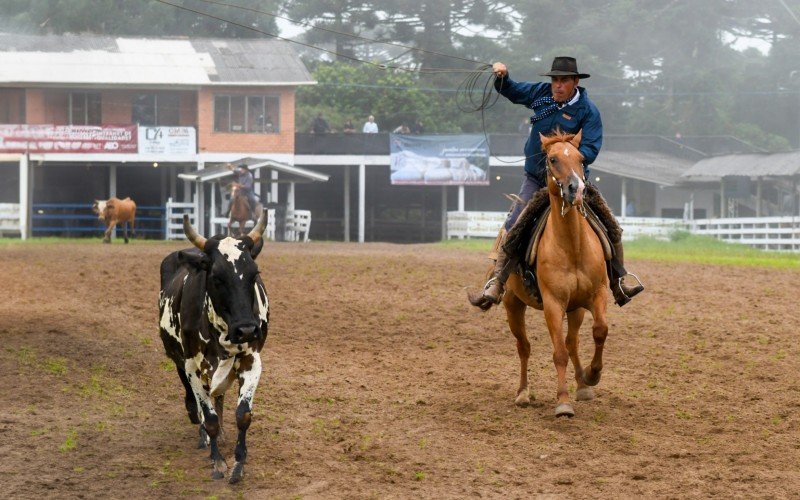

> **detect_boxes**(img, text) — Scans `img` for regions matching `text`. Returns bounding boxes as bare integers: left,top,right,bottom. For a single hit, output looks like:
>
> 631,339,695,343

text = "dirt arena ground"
1,240,799,499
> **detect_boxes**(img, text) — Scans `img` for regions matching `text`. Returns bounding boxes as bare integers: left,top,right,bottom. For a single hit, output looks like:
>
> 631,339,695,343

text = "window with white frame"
132,92,181,126
214,94,279,133
69,92,101,125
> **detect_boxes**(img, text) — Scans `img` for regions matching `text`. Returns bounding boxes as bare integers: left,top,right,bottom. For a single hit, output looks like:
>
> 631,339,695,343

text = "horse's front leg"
503,289,532,406
566,308,594,401
543,296,573,417
229,353,262,484
583,292,609,387
184,359,227,479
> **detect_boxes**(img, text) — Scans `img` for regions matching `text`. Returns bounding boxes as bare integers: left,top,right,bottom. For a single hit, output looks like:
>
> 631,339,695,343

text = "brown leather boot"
611,241,644,306
468,248,512,311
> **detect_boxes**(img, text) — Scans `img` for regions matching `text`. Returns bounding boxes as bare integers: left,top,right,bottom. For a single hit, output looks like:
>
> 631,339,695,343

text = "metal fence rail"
32,203,165,238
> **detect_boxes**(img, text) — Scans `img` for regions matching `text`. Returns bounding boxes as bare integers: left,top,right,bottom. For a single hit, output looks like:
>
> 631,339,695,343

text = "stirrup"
616,272,644,300
483,277,505,303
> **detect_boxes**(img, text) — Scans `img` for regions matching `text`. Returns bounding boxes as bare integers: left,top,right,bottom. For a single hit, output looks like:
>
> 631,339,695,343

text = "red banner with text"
0,125,138,154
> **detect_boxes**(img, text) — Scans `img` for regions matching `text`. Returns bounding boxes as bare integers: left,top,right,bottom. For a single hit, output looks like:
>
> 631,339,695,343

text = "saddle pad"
525,205,614,267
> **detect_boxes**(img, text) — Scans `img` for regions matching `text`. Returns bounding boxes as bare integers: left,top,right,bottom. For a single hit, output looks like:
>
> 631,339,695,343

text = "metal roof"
178,158,329,184
0,33,314,87
590,151,694,186
681,152,800,182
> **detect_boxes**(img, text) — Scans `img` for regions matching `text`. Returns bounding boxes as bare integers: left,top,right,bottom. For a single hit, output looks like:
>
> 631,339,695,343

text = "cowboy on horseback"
228,163,259,219
469,56,644,310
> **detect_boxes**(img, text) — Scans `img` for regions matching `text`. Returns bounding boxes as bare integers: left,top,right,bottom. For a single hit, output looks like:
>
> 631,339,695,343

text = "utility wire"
777,0,800,28
190,0,489,66
152,0,489,74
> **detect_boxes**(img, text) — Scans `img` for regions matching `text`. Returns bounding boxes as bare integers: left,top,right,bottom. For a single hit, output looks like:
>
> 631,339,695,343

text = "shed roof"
590,151,694,186
0,33,314,87
178,158,329,184
681,152,800,182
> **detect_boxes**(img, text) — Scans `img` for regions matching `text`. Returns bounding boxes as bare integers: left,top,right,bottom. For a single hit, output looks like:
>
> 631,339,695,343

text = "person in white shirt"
362,115,379,133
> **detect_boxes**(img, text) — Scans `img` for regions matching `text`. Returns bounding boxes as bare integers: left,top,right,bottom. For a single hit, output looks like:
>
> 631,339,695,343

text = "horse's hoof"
575,387,595,401
555,403,575,418
211,470,225,480
229,462,244,484
102,239,110,244
514,391,530,407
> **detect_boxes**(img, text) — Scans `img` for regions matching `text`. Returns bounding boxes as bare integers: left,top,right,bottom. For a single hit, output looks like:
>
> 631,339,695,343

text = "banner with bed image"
389,134,490,186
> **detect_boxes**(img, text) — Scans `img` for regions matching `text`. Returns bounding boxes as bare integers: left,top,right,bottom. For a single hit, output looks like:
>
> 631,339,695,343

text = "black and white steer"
159,211,269,483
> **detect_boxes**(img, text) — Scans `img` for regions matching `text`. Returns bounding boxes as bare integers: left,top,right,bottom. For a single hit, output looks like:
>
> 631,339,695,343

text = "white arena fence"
0,203,20,236
165,197,198,241
447,211,800,252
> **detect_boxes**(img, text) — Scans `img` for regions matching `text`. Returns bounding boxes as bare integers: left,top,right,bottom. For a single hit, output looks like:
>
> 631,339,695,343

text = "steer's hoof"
575,387,596,401
229,462,244,484
555,403,575,418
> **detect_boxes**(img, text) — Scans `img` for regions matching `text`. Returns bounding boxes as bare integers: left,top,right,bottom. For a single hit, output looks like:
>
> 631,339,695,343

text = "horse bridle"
545,151,587,218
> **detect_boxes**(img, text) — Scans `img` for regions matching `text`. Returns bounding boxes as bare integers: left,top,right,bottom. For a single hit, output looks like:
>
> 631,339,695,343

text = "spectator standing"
342,119,356,133
363,115,379,133
311,112,331,134
410,120,425,134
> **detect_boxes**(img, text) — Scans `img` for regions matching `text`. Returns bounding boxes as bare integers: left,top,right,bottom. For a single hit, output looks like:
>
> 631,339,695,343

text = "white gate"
165,197,197,240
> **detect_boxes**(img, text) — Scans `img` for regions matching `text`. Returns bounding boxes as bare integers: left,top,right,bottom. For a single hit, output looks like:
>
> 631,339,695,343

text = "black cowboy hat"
540,56,590,79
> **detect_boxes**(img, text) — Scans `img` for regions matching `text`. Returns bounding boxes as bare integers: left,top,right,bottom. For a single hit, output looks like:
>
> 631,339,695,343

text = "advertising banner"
138,126,197,155
389,134,490,186
0,125,137,153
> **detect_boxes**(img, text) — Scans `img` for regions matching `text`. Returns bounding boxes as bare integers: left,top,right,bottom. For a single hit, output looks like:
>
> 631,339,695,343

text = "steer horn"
183,214,207,250
247,209,269,243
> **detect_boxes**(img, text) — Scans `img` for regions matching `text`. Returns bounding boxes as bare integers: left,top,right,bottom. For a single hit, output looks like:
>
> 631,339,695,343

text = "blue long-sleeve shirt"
234,170,254,192
495,75,603,184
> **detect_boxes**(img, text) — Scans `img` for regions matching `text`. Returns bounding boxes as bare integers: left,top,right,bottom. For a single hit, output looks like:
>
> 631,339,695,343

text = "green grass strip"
440,233,800,269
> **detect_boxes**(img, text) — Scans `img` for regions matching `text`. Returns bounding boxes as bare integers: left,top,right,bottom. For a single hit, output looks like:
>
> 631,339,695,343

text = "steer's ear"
178,249,210,270
241,236,264,259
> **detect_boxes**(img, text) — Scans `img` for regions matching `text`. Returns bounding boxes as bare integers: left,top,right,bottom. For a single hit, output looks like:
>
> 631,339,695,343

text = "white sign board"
138,126,196,155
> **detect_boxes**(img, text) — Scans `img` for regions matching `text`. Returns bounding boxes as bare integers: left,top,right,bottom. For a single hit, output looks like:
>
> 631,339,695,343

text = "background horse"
503,130,609,418
92,197,136,243
227,183,251,236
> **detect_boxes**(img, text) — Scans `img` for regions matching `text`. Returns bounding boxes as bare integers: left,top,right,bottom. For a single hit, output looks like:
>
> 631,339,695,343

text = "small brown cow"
92,197,137,243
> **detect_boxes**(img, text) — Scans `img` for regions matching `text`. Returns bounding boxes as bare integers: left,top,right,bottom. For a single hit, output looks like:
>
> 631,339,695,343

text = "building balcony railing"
294,133,731,160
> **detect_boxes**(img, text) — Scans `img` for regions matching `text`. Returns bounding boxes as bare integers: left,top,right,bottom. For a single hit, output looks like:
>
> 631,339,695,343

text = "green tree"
297,63,463,132
0,0,279,38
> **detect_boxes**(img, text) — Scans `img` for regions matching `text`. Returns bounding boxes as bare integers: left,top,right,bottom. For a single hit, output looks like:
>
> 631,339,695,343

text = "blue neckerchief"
529,96,566,123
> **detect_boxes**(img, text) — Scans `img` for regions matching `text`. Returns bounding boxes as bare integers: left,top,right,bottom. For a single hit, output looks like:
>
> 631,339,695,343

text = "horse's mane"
540,129,578,150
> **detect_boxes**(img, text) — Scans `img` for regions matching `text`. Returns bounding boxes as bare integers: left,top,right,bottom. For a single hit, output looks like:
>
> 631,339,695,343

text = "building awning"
178,158,329,184
681,152,800,182
590,151,694,186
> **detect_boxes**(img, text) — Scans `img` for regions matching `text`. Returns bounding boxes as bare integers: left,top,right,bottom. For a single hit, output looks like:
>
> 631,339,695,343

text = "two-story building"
0,32,317,238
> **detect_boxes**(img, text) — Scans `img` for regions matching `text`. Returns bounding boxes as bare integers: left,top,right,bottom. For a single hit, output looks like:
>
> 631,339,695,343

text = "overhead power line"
189,0,488,66
151,0,489,73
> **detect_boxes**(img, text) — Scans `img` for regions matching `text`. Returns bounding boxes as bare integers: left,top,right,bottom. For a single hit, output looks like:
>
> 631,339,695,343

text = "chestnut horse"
227,183,251,236
503,130,609,418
